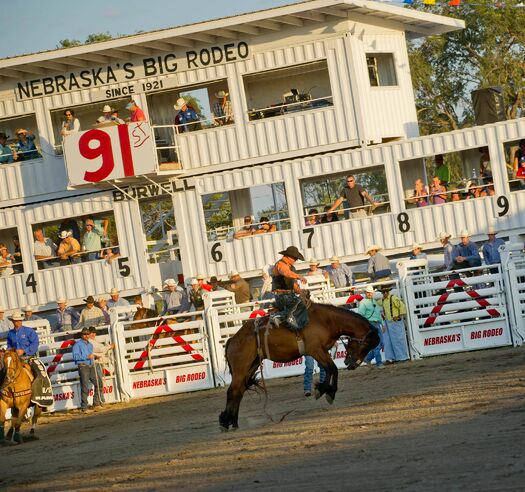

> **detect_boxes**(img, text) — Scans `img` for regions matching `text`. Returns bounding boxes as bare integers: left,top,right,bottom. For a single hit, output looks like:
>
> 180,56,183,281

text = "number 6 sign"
64,122,157,186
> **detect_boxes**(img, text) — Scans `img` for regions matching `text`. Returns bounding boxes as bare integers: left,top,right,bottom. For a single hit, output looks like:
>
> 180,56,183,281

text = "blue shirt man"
174,98,201,133
324,256,353,288
482,229,505,265
7,311,39,357
0,132,14,163
55,298,80,333
451,231,481,269
72,331,94,366
15,129,39,160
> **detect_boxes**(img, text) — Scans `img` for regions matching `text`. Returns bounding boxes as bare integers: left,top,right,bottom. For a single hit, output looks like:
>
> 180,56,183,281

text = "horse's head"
3,349,21,378
342,318,381,370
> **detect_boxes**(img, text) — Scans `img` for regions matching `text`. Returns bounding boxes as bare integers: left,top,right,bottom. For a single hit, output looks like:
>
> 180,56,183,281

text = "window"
0,114,41,164
503,139,525,192
0,227,24,276
202,183,290,241
50,97,132,154
243,60,333,121
400,148,495,208
301,168,389,223
32,212,118,270
366,54,398,87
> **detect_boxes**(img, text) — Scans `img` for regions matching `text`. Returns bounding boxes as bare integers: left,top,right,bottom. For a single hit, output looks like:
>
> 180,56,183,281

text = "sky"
0,0,303,59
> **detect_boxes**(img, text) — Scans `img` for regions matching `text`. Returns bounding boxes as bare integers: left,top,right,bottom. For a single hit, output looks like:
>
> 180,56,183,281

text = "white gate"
501,245,525,346
402,264,512,358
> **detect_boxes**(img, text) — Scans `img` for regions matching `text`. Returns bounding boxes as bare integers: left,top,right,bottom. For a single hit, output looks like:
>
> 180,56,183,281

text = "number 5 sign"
64,122,157,186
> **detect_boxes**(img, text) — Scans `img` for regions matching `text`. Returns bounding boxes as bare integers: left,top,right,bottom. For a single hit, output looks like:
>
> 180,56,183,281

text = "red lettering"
118,124,135,176
79,129,115,182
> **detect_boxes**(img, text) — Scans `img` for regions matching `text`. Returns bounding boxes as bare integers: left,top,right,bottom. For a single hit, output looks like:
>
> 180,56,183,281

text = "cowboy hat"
164,278,177,287
196,274,206,280
173,97,187,110
102,105,112,113
190,277,199,284
366,245,382,254
22,305,33,312
83,296,95,304
80,327,90,336
412,243,423,251
215,90,229,98
380,285,392,292
460,230,470,238
15,128,28,135
57,297,67,304
309,259,320,266
438,232,451,241
329,256,340,263
109,288,119,295
229,271,240,279
278,246,304,261
59,230,72,239
365,285,375,294
487,226,498,235
88,326,98,334
10,311,24,321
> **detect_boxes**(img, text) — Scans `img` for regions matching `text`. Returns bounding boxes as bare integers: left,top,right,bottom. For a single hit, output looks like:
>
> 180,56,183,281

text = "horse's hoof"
314,388,321,400
325,394,335,405
219,425,229,432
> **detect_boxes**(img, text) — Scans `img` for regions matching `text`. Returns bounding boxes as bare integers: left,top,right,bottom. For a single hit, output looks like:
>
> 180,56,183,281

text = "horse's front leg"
0,401,6,443
11,401,29,444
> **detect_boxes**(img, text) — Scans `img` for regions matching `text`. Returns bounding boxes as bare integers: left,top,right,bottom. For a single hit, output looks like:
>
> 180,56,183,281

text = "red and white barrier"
501,245,525,346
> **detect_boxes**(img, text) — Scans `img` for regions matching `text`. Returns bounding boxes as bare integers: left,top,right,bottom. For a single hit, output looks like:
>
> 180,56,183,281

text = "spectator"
174,97,201,133
358,286,384,369
450,230,482,270
82,218,103,261
0,243,14,277
57,230,81,265
107,288,131,319
103,234,120,263
253,216,277,235
197,274,212,292
110,108,125,125
482,227,505,266
61,109,81,137
516,151,525,189
7,310,39,357
213,90,233,125
89,326,115,406
188,278,205,311
259,268,273,301
466,183,480,199
22,305,41,321
438,232,454,271
33,227,57,269
59,218,81,243
324,256,353,288
0,306,13,337
76,296,105,329
125,100,146,122
12,235,22,274
366,245,391,281
430,176,447,204
321,205,339,223
479,147,492,185
100,104,114,122
161,278,188,316
451,191,462,202
55,297,79,333
225,271,251,304
97,297,111,325
378,286,409,364
209,276,225,292
305,208,320,226
409,244,427,260
71,327,102,412
234,215,256,239
0,132,17,163
307,259,324,277
327,174,377,219
411,178,429,207
15,128,40,160
513,139,525,176
434,154,450,187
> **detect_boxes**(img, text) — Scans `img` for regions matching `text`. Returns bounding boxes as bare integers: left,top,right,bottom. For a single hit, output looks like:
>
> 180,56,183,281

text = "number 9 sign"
64,122,157,186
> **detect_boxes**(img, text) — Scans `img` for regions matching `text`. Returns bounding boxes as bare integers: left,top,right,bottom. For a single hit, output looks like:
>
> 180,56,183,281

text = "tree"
57,32,113,49
408,1,525,135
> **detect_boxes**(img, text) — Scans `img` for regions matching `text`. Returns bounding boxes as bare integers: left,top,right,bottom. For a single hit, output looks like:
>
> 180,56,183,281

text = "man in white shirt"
33,227,57,269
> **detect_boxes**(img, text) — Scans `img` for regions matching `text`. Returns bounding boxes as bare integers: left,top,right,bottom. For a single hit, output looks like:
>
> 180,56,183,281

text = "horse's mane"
313,302,373,326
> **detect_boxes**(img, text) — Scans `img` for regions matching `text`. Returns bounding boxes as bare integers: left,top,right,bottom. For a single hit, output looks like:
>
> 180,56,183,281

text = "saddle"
254,316,306,361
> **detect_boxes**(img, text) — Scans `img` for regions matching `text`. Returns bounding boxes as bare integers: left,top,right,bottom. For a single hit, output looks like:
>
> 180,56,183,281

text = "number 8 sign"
64,121,157,186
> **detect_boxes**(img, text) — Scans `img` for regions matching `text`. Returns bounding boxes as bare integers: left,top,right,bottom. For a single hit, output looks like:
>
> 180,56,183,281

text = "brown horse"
1,350,43,444
219,303,379,431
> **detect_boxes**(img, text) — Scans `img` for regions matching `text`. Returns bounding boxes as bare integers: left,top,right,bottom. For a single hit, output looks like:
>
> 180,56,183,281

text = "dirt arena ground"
1,346,524,491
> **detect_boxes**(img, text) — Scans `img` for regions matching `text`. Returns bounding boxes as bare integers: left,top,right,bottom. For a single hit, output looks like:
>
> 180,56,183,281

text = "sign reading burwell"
64,122,157,186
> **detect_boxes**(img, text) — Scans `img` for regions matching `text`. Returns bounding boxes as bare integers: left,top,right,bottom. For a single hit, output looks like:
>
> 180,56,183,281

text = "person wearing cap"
270,246,308,330
209,276,225,292
33,227,58,269
125,100,146,123
0,131,17,163
110,108,126,125
327,174,377,219
197,274,212,292
89,326,115,406
76,296,105,329
54,298,79,333
213,90,233,126
174,97,201,133
450,230,481,270
97,297,111,324
324,256,353,288
358,286,384,368
409,244,427,261
253,216,277,235
23,305,41,322
82,218,103,261
438,232,455,271
225,272,251,305
234,216,257,239
72,327,103,412
378,286,409,363
258,268,273,301
6,311,39,358
59,218,81,243
306,259,323,277
188,278,206,311
107,288,131,320
366,245,391,281
0,242,14,277
61,109,81,137
161,278,189,316
0,306,13,338
482,227,505,266
57,229,81,265
14,128,39,161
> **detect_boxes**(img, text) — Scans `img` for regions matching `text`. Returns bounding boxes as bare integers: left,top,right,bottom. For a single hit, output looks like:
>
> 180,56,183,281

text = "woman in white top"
61,109,81,137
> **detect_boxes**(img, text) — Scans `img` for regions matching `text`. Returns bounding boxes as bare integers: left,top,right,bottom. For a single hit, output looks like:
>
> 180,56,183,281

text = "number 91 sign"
64,122,157,186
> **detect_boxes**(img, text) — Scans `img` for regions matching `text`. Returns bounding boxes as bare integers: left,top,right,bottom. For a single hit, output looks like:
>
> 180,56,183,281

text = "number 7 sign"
64,121,157,186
